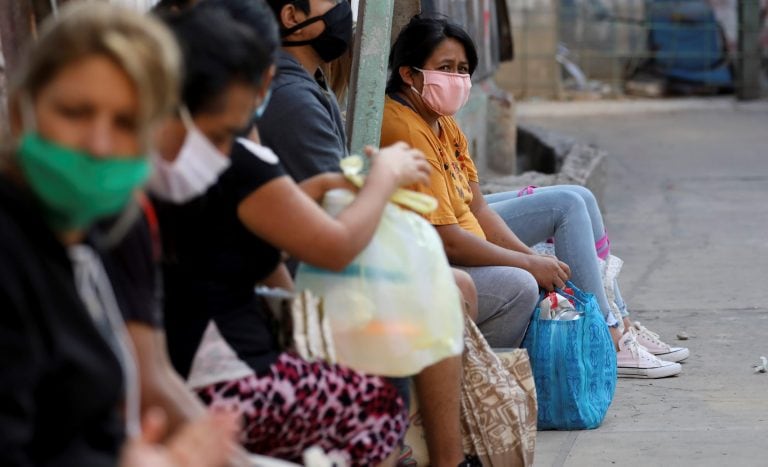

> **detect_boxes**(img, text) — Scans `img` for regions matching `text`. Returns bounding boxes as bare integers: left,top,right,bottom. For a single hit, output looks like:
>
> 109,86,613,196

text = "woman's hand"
121,407,240,467
527,255,571,291
366,142,430,187
166,409,240,467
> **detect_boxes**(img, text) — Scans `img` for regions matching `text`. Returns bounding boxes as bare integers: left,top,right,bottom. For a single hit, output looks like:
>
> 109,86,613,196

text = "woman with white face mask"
152,2,431,465
147,0,278,204
381,16,686,378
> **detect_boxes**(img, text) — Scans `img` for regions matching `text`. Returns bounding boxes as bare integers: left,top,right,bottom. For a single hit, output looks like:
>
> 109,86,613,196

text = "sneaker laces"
624,329,664,366
634,321,664,346
623,328,641,359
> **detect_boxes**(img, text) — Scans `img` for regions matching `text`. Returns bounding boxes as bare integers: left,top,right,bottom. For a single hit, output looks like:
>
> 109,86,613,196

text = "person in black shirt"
149,3,431,465
99,201,234,443
0,4,237,466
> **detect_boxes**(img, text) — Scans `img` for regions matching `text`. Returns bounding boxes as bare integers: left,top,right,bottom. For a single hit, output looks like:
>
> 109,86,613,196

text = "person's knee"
516,269,539,313
481,268,538,347
493,268,538,317
559,190,588,212
568,185,600,210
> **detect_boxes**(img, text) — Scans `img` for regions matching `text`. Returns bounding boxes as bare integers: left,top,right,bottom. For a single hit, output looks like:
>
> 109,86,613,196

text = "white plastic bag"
538,291,581,321
295,189,464,377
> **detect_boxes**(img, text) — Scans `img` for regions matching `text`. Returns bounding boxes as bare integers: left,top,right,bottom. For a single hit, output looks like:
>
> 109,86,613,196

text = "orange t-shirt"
380,96,486,239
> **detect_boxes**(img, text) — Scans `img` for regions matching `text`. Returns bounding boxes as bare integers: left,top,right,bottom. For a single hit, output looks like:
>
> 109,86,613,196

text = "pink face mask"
411,67,472,116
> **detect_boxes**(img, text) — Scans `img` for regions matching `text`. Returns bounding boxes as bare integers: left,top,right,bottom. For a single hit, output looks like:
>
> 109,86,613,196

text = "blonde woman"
0,4,237,466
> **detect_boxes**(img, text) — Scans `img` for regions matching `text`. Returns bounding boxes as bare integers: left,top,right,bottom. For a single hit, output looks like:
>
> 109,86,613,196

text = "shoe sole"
618,363,682,379
653,347,690,363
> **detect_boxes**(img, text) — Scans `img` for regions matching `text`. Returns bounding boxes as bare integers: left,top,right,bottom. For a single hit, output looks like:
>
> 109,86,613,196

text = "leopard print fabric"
196,352,408,466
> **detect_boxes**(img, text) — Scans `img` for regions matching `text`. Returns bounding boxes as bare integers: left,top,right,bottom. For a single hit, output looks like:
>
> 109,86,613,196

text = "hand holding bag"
294,188,464,377
522,281,617,430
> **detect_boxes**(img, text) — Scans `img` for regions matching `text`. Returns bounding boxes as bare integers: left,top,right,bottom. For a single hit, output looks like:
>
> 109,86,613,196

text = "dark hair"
386,16,478,94
161,4,270,114
206,0,280,59
266,0,310,29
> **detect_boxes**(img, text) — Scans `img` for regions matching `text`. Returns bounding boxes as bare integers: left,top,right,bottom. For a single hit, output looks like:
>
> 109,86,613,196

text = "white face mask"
146,108,230,203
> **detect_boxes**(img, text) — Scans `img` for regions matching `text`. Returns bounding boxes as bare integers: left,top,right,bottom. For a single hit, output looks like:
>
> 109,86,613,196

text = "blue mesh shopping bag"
522,281,617,430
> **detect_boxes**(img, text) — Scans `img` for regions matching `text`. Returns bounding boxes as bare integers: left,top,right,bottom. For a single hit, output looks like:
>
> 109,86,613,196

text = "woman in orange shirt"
381,16,687,377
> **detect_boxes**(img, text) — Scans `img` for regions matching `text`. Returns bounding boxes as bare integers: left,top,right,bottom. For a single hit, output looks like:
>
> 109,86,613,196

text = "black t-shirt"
157,140,286,378
0,175,125,466
98,212,164,328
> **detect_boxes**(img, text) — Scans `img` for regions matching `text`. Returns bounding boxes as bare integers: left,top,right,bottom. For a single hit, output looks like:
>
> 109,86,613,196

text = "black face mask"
281,1,353,63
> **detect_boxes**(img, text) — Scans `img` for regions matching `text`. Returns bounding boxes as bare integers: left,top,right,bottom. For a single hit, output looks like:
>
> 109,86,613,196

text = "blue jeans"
485,185,626,324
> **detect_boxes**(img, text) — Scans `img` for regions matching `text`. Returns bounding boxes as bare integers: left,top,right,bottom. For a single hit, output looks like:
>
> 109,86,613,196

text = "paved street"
523,102,768,466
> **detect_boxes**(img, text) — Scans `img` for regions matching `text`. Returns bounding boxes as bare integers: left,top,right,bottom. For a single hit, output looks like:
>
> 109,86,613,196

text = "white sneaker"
632,321,690,363
617,329,681,379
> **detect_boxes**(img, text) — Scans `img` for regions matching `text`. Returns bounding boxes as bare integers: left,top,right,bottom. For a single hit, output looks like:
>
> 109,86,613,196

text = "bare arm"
126,323,207,434
468,181,534,254
298,172,356,203
126,324,254,466
452,268,478,322
436,222,570,292
436,223,533,269
237,143,430,271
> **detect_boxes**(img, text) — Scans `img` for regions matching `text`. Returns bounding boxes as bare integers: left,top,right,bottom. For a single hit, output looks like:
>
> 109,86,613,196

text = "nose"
84,117,116,158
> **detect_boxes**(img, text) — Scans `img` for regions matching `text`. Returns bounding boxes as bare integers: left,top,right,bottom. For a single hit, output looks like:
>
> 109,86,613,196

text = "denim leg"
486,190,615,322
613,277,630,318
485,185,606,243
456,266,539,348
484,189,522,204
527,186,606,243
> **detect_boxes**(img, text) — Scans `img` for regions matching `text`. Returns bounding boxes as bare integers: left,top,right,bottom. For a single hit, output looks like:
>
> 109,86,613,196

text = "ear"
399,66,418,88
280,3,308,36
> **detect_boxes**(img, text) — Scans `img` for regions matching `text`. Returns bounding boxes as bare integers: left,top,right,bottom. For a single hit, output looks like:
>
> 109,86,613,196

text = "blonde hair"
10,1,181,132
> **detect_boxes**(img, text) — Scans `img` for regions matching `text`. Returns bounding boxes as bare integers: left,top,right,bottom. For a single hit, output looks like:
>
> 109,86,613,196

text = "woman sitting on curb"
149,4,441,465
380,15,688,379
0,4,238,465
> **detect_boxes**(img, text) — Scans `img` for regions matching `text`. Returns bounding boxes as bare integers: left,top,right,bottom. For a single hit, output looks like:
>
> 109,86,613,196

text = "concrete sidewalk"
522,103,768,467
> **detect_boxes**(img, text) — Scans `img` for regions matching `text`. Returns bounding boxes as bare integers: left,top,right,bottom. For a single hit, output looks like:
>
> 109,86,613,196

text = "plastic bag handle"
553,281,587,306
340,155,438,214
535,283,585,320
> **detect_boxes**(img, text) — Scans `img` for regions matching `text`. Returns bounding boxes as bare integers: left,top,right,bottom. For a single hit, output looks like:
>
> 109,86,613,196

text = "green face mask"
16,132,151,231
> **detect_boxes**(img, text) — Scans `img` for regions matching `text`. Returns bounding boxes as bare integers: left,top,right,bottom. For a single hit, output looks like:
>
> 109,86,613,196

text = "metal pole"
345,0,395,156
736,0,761,100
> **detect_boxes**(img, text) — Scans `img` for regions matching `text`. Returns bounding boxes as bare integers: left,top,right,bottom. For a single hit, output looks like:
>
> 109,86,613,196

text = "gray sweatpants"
456,266,539,348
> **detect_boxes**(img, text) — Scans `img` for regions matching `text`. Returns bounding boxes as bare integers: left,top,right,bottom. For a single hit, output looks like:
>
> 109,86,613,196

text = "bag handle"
553,281,587,306
340,155,438,214
537,281,586,306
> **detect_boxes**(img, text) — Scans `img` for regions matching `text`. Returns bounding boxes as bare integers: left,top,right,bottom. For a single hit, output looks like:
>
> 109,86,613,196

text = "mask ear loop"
104,102,174,248
100,197,143,250
281,15,325,38
178,105,196,131
408,67,424,98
